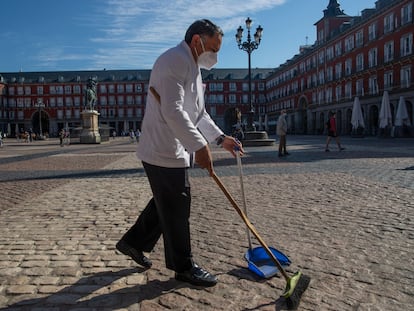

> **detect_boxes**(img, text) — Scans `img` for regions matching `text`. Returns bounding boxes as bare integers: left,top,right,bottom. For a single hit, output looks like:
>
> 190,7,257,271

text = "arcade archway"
32,110,50,136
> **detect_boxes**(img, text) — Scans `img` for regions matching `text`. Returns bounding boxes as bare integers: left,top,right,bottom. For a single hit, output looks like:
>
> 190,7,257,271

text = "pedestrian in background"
116,19,243,288
277,109,289,157
325,111,345,152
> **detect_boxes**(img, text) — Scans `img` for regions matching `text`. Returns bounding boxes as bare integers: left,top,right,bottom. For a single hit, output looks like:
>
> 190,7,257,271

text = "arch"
319,111,326,134
297,96,308,134
336,110,343,134
346,108,352,135
31,110,50,137
369,105,379,136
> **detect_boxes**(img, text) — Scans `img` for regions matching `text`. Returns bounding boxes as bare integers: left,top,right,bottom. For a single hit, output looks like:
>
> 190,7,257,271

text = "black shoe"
325,149,330,152
116,240,152,268
339,147,345,151
175,264,217,287
284,152,290,155
278,153,284,157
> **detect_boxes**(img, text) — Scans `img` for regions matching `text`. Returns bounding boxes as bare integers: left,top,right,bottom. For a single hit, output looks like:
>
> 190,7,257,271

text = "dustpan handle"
211,172,289,281
236,152,253,251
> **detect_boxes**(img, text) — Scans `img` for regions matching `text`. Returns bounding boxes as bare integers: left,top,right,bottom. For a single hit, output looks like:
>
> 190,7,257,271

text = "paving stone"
0,137,413,310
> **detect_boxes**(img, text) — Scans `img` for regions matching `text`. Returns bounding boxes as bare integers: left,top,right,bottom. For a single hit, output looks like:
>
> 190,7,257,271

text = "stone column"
80,110,101,144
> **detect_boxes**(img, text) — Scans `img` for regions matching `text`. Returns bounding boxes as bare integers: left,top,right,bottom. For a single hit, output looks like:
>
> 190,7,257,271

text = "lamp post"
35,98,45,138
236,17,263,131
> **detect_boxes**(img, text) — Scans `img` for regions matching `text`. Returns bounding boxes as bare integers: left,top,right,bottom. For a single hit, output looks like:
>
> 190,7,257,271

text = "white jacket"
136,41,223,168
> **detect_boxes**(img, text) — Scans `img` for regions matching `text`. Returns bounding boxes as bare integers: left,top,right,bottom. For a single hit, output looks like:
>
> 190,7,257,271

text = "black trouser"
278,134,287,154
121,162,193,272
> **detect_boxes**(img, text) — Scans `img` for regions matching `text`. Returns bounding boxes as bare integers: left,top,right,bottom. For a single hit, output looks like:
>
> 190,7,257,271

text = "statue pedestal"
80,110,101,144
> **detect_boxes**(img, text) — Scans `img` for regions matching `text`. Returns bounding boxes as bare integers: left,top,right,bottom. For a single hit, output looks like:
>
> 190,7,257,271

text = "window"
335,42,342,57
326,87,333,103
401,3,413,25
384,71,393,89
37,86,43,95
356,53,364,71
242,83,249,91
384,13,394,33
368,48,378,67
24,86,31,95
127,95,133,105
117,84,124,93
335,85,342,101
400,33,413,57
368,22,377,41
74,85,81,94
318,50,325,65
108,85,115,93
117,95,124,105
318,71,325,84
126,84,133,93
345,81,352,99
109,96,115,105
384,41,394,62
100,96,107,106
326,46,334,61
229,94,236,104
356,30,364,47
216,83,223,91
74,97,81,107
326,67,333,81
345,35,354,52
356,79,364,96
65,86,72,94
345,58,352,75
135,84,142,92
229,83,237,91
258,82,265,91
65,97,72,107
369,76,379,95
401,66,412,88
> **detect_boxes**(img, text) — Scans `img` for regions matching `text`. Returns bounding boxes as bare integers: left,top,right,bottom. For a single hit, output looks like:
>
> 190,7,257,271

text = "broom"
211,172,310,310
149,86,310,308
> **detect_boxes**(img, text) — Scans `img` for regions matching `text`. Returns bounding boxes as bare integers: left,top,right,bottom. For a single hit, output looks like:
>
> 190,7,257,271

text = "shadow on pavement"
0,268,187,310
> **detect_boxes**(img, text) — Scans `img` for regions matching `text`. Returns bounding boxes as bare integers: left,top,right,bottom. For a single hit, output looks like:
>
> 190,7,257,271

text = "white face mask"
196,38,218,70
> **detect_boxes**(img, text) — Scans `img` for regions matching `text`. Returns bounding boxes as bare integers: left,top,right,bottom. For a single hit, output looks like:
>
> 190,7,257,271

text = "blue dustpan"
244,246,291,278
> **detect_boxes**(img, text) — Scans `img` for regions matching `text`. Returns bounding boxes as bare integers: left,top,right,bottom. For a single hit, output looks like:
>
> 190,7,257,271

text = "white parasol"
379,91,392,128
351,97,365,129
395,96,411,126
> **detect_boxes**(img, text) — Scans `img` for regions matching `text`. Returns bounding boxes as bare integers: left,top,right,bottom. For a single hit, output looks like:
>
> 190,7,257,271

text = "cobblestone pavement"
0,136,413,311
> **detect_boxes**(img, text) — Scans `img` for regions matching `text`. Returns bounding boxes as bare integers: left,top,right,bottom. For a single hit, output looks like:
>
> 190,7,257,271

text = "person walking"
325,111,345,152
116,19,243,287
277,110,289,157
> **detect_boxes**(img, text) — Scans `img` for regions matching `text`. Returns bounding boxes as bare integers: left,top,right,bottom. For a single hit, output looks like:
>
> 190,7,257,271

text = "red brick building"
265,0,413,136
0,0,413,138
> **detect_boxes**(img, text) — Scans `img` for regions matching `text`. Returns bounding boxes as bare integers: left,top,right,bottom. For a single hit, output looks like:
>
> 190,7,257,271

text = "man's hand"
221,135,244,157
195,145,214,176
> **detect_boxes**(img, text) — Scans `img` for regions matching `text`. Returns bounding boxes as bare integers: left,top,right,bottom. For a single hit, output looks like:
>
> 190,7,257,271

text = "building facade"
266,0,413,136
0,0,413,138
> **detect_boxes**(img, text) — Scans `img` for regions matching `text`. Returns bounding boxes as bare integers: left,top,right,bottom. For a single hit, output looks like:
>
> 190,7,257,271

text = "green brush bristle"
284,272,311,310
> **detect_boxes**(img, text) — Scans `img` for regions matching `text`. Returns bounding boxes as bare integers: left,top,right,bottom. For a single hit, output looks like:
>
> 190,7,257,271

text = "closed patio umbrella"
351,96,365,129
379,91,392,129
395,96,411,126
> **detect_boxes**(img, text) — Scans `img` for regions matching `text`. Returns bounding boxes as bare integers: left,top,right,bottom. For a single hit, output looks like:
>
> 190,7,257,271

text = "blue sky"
1,0,376,73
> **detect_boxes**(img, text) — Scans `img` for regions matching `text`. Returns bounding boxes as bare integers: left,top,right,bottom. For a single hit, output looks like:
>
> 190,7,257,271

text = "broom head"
283,271,311,310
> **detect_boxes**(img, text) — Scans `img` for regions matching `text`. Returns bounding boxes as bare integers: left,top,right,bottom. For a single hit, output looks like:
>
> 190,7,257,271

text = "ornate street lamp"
35,98,45,138
236,17,263,131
